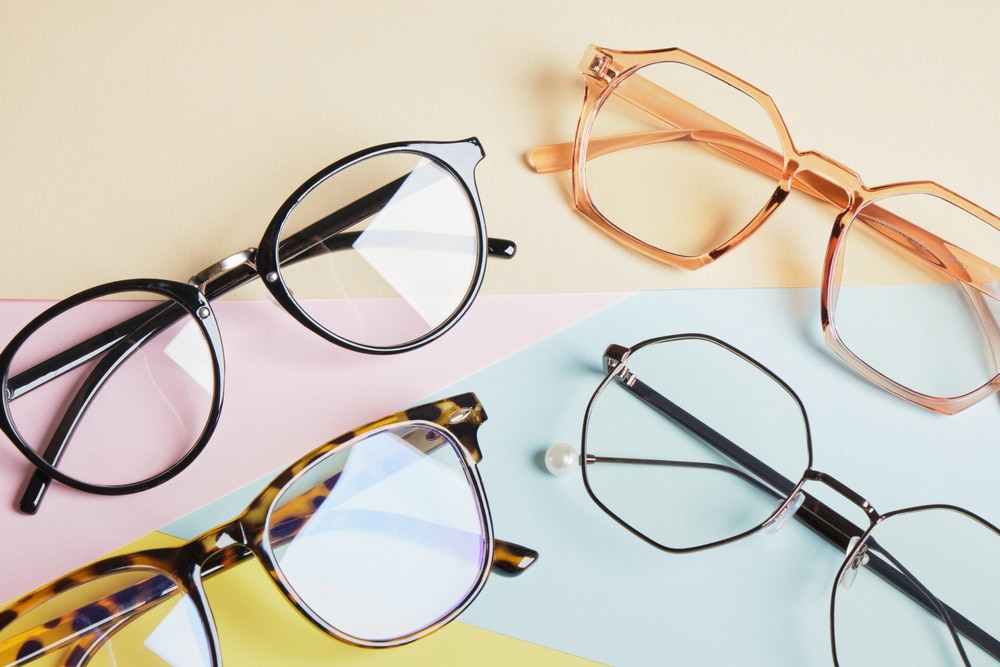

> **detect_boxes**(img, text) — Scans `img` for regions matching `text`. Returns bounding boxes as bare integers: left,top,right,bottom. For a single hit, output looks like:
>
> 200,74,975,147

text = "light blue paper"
162,287,1000,666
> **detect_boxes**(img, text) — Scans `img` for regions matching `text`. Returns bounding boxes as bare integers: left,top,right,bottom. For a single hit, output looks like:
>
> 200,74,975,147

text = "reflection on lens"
833,507,1000,666
266,423,488,644
834,193,1000,399
583,336,809,550
585,61,783,257
5,290,216,487
275,152,481,349
0,570,210,666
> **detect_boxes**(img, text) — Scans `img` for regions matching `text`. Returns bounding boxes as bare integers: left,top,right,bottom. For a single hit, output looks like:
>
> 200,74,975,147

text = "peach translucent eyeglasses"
529,44,1000,415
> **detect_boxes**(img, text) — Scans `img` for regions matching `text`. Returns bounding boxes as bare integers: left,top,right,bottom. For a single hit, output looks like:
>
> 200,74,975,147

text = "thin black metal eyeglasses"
546,333,1000,665
0,138,516,515
0,393,539,666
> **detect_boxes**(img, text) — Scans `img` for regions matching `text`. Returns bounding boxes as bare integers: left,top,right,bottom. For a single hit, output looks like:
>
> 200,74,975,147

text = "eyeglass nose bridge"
793,150,867,214
188,248,258,291
803,468,881,524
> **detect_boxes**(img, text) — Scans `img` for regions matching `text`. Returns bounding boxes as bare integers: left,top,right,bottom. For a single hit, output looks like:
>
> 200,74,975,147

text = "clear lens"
0,570,211,666
582,336,809,550
833,507,1000,666
275,151,481,348
5,290,216,487
266,423,488,644
833,193,1000,399
585,61,784,257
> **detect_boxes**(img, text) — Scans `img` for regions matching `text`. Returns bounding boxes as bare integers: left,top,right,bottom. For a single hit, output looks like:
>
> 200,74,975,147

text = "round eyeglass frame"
256,138,491,355
0,139,498,506
0,278,225,497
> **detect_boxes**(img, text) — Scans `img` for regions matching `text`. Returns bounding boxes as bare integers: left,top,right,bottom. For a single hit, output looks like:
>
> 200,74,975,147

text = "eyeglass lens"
585,60,782,258
0,569,212,666
265,422,489,644
833,507,1000,666
0,422,490,663
275,151,480,349
833,192,1000,399
5,289,216,488
582,336,808,550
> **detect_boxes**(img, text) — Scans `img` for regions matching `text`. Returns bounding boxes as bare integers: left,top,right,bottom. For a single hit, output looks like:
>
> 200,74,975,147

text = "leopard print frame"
0,392,538,666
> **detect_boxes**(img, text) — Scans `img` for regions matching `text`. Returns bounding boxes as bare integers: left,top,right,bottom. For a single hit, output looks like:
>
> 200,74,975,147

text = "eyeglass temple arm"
527,75,1000,306
613,370,999,659
213,170,515,291
6,170,514,397
5,171,514,399
14,303,192,514
196,174,514,303
5,174,515,398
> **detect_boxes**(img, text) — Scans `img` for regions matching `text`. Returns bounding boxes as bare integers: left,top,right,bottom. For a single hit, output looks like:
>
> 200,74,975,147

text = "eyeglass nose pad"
764,491,805,536
265,280,288,311
545,443,579,476
838,535,871,591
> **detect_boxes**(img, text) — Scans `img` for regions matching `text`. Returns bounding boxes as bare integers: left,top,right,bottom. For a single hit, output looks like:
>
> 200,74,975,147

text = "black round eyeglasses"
0,138,516,514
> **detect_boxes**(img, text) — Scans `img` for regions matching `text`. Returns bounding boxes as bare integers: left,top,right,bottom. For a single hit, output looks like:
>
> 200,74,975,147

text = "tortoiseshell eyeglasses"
0,393,538,666
545,334,999,665
529,44,1000,416
0,138,516,514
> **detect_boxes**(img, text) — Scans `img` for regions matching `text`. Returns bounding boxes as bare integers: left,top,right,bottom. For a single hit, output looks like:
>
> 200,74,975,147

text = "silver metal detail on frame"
449,407,474,424
188,248,258,290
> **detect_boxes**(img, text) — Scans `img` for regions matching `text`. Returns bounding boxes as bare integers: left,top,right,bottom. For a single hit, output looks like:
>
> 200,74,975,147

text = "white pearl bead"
544,443,578,476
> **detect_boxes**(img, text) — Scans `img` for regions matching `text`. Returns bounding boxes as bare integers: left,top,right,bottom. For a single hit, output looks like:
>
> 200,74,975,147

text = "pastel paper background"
3,1,1000,664
147,288,1000,665
0,292,625,604
2,1,999,299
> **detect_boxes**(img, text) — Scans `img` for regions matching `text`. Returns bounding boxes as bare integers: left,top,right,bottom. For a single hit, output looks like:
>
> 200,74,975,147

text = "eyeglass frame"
529,44,1000,415
0,392,539,666
0,137,517,514
574,333,1000,664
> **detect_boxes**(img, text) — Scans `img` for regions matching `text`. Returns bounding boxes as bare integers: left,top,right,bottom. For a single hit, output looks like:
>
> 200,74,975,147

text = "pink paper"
0,292,626,604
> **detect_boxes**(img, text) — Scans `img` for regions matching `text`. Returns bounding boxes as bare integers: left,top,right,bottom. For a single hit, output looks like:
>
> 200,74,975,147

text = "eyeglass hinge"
608,362,637,387
586,53,621,83
604,344,637,386
448,406,475,424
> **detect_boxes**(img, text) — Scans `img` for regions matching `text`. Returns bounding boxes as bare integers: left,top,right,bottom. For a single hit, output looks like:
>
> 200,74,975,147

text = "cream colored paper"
1,0,998,298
